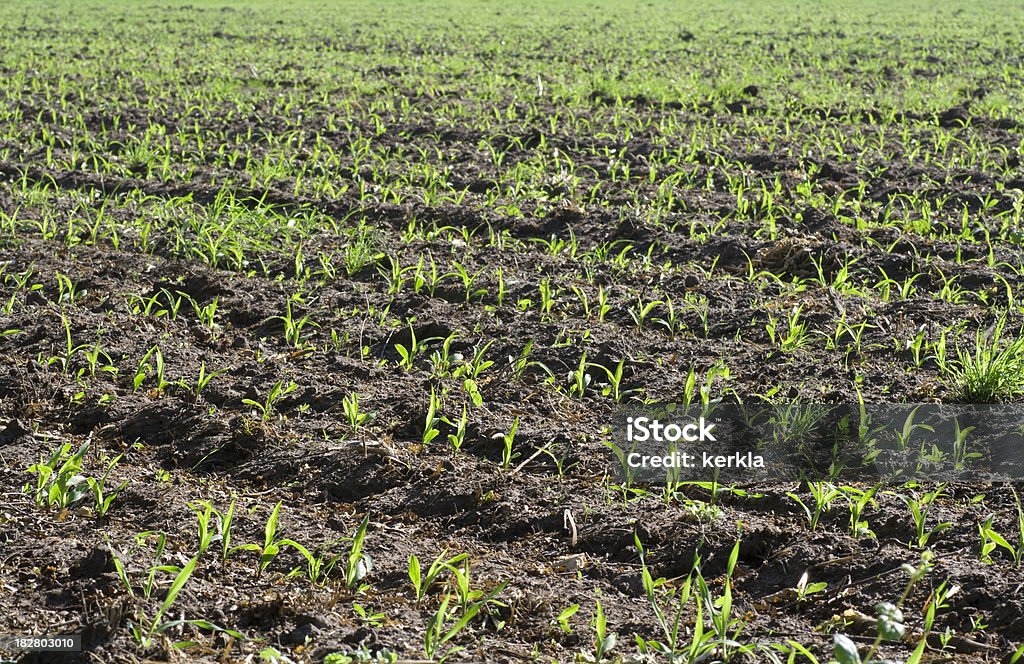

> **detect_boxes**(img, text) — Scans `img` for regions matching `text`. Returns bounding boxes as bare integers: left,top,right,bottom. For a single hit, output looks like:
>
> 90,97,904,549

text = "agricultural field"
3,0,1024,662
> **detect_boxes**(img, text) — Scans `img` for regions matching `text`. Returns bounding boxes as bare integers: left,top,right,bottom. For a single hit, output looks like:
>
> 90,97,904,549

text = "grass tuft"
947,318,1024,402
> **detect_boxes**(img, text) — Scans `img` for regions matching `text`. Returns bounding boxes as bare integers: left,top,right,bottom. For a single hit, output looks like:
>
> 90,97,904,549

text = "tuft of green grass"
945,318,1024,402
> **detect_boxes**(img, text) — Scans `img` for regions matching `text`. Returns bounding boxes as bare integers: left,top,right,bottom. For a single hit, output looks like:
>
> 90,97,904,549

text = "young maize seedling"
589,599,617,663
132,345,172,395
444,404,469,452
567,352,592,398
422,390,442,447
190,499,234,558
48,314,91,375
242,380,298,423
897,484,952,549
538,278,557,317
82,340,118,378
271,296,319,348
510,339,534,379
629,297,663,331
456,340,495,380
187,361,227,400
85,452,128,518
342,392,373,431
395,324,440,371
231,500,294,576
500,417,519,469
787,482,843,531
280,538,348,585
595,286,611,322
446,260,487,302
552,604,580,634
25,441,90,509
978,488,1024,565
596,359,632,402
429,333,459,377
344,514,373,591
191,296,220,333
408,550,469,604
843,484,881,539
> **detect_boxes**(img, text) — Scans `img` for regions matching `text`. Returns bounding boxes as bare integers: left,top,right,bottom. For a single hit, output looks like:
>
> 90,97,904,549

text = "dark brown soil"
3,2,1024,663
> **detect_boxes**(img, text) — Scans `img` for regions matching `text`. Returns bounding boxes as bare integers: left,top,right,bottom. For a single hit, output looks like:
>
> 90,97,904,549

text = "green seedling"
280,538,346,585
429,333,459,377
843,484,881,539
242,380,298,423
978,488,1024,565
510,339,534,379
422,583,505,662
552,604,580,634
422,389,442,447
344,224,382,276
85,451,128,518
352,603,386,628
794,571,827,603
446,260,487,302
788,482,843,531
538,277,557,317
898,484,952,549
133,554,202,649
408,550,469,604
191,296,220,331
767,305,811,351
344,514,373,590
596,359,634,401
47,314,91,375
231,500,289,576
595,286,612,322
500,416,520,469
342,392,373,430
190,498,235,558
945,317,1024,402
589,598,617,662
81,339,118,378
379,256,415,295
54,272,86,305
628,296,663,330
184,361,227,400
653,298,685,338
395,324,440,371
893,406,934,450
443,403,469,451
25,441,90,510
567,351,592,398
270,295,319,348
132,345,172,395
457,339,495,380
